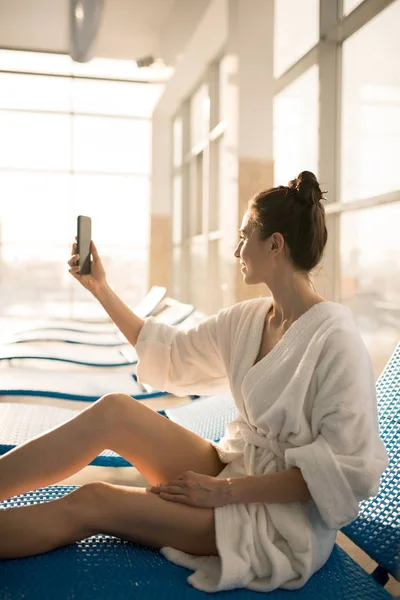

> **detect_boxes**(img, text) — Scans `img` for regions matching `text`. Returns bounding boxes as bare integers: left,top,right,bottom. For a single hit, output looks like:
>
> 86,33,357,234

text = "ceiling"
0,0,209,65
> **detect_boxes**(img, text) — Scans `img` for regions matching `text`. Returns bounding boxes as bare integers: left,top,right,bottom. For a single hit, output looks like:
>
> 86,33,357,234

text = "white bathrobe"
136,297,388,593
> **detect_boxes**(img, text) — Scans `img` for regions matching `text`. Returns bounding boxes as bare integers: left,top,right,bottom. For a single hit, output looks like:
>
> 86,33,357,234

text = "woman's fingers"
68,254,79,267
159,493,190,504
149,479,185,494
91,241,98,257
151,485,184,495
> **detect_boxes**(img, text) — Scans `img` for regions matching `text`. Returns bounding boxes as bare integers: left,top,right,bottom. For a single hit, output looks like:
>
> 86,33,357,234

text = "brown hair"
247,171,327,272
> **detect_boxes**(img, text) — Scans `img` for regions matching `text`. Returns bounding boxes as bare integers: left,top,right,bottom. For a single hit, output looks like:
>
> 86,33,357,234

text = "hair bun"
288,171,323,207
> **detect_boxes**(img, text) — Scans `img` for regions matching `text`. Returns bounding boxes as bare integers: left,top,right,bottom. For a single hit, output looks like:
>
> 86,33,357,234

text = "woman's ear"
271,233,285,253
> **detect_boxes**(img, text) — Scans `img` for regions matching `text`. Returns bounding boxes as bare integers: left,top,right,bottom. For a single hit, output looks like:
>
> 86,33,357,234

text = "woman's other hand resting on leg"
149,471,231,508
149,468,310,507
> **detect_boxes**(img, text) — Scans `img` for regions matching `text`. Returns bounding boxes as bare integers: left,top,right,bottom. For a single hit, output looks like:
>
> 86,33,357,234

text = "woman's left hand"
148,470,231,508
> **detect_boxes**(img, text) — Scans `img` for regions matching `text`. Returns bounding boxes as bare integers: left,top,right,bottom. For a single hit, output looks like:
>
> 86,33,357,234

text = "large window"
339,0,400,377
341,1,400,202
273,65,319,186
340,202,400,377
342,0,364,16
171,59,229,314
273,0,319,77
272,0,400,377
0,50,163,319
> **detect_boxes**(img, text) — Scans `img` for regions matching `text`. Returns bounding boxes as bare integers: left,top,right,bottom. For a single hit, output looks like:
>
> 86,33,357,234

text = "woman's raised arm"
68,240,144,347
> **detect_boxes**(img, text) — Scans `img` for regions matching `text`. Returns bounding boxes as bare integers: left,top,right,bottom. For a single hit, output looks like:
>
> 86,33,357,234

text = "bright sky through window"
0,50,166,317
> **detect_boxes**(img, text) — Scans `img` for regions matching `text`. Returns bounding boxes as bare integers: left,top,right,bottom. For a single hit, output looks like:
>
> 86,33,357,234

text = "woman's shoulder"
316,302,373,372
321,301,362,339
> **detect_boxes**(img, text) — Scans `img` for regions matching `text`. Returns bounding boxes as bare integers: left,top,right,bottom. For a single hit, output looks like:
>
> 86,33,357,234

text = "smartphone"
77,215,92,275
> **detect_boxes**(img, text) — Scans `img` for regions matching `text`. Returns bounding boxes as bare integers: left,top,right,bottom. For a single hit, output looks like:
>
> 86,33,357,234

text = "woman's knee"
63,482,113,533
94,392,138,427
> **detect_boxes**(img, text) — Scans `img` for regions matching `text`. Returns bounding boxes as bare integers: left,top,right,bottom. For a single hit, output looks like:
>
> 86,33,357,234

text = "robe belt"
240,428,271,451
239,427,287,473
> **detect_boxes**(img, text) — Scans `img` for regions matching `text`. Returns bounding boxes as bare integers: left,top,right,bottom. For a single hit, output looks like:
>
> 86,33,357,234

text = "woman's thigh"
100,393,225,485
78,482,218,556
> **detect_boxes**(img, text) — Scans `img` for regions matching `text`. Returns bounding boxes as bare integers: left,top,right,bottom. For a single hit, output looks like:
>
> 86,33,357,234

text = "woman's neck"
267,275,325,328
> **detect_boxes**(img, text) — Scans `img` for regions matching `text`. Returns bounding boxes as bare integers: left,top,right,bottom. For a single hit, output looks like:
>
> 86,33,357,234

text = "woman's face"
234,212,271,285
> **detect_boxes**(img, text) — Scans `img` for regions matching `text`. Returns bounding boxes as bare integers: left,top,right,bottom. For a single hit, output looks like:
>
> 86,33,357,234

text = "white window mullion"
318,0,342,301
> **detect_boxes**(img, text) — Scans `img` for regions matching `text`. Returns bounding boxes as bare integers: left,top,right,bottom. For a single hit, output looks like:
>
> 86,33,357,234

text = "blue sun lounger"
4,298,196,348
0,344,397,598
341,341,400,586
0,494,392,600
10,285,167,335
0,301,196,367
1,365,398,599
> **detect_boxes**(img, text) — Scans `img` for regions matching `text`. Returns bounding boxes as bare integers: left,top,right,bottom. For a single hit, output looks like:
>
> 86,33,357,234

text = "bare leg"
0,482,217,559
0,393,224,502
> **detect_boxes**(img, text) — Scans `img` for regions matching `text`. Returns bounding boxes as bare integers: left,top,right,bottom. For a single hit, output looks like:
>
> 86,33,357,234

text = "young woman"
0,171,388,594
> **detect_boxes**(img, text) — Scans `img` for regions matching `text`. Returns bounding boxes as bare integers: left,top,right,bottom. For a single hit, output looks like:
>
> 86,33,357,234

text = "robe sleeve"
285,329,388,529
135,311,230,397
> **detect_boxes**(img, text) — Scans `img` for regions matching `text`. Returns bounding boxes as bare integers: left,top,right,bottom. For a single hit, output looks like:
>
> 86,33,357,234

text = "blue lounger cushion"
0,486,393,600
164,393,238,442
0,367,165,402
342,341,400,579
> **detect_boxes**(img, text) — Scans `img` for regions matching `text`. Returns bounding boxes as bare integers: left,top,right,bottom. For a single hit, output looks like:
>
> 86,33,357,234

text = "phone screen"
77,215,92,275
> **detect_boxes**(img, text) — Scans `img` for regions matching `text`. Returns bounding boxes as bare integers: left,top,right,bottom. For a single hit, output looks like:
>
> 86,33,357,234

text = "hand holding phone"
69,217,107,292
77,215,92,275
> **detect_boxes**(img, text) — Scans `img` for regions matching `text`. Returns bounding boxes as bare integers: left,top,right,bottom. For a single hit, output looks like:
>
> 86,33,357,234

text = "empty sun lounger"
0,368,167,404
10,285,167,335
0,301,196,367
0,311,206,403
4,298,195,347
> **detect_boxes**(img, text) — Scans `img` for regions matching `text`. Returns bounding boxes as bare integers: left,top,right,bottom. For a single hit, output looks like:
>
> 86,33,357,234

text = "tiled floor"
336,532,399,596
